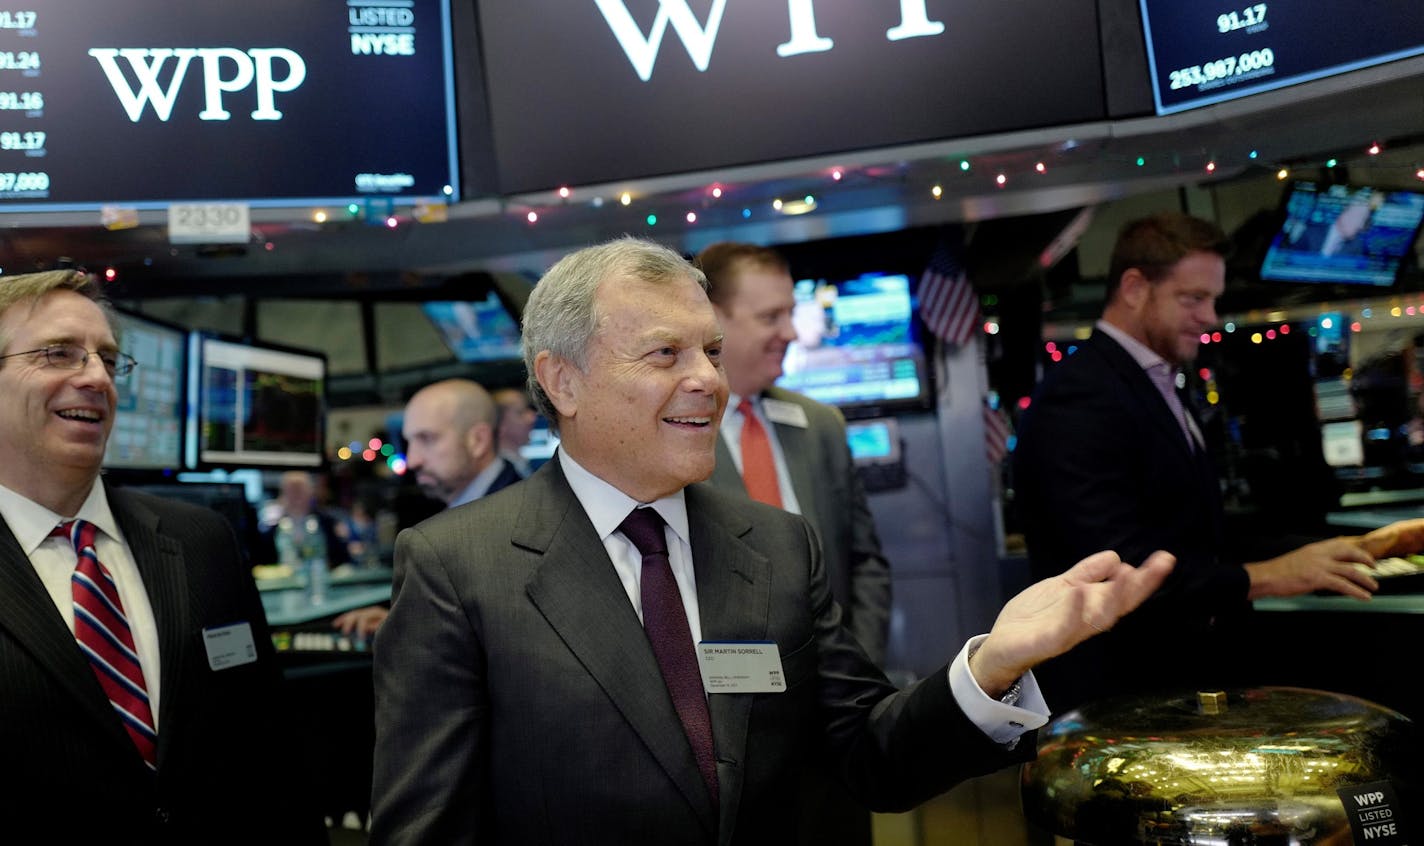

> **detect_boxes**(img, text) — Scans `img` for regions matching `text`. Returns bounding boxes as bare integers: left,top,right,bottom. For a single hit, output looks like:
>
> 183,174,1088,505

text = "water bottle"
274,517,299,566
303,515,329,604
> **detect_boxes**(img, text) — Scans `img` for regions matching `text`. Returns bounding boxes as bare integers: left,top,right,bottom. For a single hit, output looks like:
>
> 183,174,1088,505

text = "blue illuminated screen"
1260,182,1424,286
423,293,523,363
775,273,930,412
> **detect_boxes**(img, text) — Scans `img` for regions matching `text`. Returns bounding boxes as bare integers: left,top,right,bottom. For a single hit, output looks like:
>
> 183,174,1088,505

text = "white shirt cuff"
947,634,1050,745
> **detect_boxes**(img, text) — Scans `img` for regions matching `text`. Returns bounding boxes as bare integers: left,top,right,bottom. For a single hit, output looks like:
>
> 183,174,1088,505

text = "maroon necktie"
738,398,783,507
617,506,718,806
55,519,159,770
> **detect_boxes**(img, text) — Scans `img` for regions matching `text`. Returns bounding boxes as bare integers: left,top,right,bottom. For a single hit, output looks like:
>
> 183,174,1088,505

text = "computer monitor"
774,273,932,419
105,308,187,471
422,293,523,363
1260,182,1424,286
186,335,326,469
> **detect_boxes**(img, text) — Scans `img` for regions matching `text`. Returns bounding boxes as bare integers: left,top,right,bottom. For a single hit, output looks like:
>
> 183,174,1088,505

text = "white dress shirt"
555,450,1046,743
0,478,162,727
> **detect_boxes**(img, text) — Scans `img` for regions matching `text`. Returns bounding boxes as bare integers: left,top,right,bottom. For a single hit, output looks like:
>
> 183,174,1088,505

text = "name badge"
697,641,785,693
760,398,808,428
203,622,258,671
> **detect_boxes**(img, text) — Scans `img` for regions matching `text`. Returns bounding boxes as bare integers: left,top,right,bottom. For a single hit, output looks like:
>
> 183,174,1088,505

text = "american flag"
917,228,980,347
984,401,1012,465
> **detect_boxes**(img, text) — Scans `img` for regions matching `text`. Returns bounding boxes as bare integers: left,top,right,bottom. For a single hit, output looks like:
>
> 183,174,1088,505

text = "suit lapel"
711,431,746,493
685,484,769,842
108,486,193,767
519,463,717,835
764,390,817,513
0,512,138,751
1092,332,1199,463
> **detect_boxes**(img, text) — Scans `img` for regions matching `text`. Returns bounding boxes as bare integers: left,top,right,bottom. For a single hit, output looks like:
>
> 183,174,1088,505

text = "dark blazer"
370,458,1027,846
1012,330,1252,710
711,387,891,665
486,456,525,495
0,485,327,844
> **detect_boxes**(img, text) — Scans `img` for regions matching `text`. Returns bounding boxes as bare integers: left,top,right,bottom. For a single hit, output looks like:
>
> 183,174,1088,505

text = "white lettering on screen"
88,48,307,122
596,0,947,81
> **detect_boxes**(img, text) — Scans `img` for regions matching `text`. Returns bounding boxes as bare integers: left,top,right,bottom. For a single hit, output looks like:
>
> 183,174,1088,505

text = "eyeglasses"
0,343,137,377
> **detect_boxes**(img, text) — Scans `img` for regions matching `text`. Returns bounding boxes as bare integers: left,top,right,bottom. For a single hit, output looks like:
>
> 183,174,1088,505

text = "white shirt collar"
0,476,124,555
556,449,691,548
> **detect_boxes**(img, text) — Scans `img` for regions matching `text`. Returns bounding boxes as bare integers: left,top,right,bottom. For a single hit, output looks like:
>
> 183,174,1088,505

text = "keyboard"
1355,557,1424,594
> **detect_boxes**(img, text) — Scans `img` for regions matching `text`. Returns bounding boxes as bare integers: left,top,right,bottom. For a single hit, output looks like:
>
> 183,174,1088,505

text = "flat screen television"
774,273,932,418
186,335,326,468
104,308,187,471
1138,0,1424,115
422,293,523,362
0,0,459,210
1259,182,1424,286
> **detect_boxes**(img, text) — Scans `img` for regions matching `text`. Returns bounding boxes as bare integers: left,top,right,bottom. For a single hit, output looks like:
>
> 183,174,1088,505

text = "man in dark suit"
404,378,523,507
1013,212,1378,711
370,237,1174,845
697,242,890,666
697,242,890,846
0,269,325,843
333,378,522,638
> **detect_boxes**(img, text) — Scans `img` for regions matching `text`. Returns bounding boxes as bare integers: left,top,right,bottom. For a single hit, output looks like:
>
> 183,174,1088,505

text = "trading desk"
1252,592,1423,722
257,566,393,627
255,566,391,823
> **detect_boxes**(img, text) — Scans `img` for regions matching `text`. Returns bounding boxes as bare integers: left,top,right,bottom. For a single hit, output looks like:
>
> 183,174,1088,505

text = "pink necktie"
618,507,718,806
738,399,783,507
56,520,158,770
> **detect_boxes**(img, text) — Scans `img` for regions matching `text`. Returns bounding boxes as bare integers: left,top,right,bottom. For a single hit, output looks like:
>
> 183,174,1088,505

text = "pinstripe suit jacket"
0,483,326,844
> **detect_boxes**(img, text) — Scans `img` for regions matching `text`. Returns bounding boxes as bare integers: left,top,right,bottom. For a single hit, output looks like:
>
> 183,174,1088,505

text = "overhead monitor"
775,273,931,418
474,1,1106,192
0,0,459,210
104,308,187,471
422,293,523,363
1139,0,1424,114
186,335,326,469
1259,182,1424,286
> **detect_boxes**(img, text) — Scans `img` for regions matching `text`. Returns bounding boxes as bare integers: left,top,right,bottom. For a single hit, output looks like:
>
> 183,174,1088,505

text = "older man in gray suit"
370,237,1173,845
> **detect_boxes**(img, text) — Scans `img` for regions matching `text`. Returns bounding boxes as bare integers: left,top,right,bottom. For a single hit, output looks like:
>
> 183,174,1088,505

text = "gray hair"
521,237,706,431
0,269,109,353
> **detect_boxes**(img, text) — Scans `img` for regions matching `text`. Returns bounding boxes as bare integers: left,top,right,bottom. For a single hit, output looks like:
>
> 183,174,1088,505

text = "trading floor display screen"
0,0,459,209
1139,0,1424,114
104,310,185,470
188,336,325,469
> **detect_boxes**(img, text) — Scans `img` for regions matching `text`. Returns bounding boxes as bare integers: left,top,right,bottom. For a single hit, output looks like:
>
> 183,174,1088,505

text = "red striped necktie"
53,519,159,770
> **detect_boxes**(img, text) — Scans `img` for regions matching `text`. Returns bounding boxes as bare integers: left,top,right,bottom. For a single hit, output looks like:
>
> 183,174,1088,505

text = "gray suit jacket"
0,484,326,844
370,458,1025,846
712,387,891,664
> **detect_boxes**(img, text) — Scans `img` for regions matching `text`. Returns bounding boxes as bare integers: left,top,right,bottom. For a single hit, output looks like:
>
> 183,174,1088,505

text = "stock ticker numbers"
1144,0,1424,114
1166,4,1277,93
1168,48,1275,91
0,9,46,199
1218,3,1269,34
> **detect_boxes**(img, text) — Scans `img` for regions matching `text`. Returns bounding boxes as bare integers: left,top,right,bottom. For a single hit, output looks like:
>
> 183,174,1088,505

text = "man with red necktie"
0,269,326,843
696,242,893,846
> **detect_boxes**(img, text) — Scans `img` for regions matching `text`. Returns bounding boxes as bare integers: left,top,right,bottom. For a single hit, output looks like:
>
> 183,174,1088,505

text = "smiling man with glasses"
0,269,326,843
0,342,138,377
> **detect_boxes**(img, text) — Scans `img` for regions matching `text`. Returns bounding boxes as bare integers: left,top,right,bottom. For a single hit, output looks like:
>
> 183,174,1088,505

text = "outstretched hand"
968,550,1175,696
